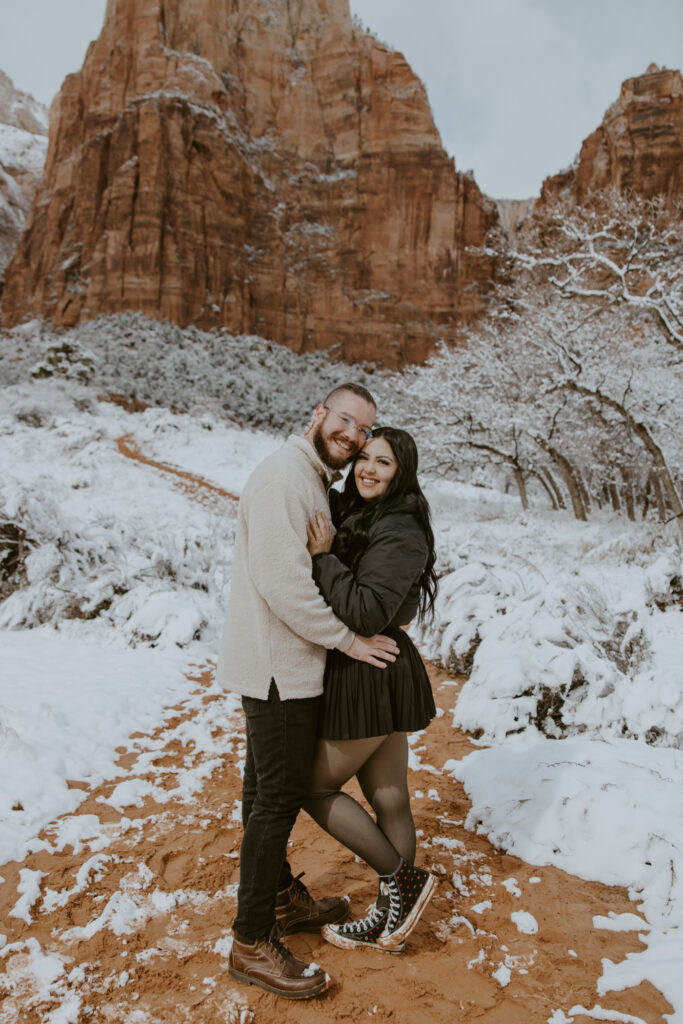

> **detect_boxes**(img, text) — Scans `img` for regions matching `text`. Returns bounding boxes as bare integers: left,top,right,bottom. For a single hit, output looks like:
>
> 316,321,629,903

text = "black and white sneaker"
377,859,437,950
322,902,405,953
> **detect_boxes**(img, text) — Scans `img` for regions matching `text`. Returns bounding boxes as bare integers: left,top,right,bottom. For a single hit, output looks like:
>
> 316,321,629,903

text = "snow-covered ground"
1,374,682,1020
1,630,194,866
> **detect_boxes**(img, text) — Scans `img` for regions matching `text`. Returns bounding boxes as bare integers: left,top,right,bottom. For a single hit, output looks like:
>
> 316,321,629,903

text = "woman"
304,426,438,952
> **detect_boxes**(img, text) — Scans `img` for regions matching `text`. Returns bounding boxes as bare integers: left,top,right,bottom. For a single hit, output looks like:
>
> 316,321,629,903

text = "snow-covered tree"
511,191,683,350
398,193,683,534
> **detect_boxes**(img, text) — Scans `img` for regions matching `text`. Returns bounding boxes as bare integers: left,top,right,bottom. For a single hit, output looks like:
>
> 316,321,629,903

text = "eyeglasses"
323,406,374,442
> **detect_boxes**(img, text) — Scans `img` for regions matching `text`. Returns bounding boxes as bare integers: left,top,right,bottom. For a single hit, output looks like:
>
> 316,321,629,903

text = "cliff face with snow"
0,71,48,286
541,65,683,205
0,0,497,366
1,9,681,365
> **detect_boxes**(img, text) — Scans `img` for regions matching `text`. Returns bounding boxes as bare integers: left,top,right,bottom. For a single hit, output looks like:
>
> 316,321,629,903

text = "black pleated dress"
312,497,436,741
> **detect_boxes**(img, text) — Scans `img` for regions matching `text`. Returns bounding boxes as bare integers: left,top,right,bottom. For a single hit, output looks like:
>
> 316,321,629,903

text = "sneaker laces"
380,879,402,932
339,903,385,936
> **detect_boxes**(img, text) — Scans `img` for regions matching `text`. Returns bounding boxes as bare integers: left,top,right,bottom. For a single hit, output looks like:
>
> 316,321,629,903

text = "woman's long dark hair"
335,426,438,622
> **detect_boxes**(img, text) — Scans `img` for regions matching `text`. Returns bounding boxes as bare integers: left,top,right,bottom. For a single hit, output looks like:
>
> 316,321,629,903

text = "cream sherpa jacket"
215,435,355,699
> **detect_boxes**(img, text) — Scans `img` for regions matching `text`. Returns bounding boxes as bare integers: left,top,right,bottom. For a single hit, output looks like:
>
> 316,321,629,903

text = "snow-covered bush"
0,313,393,435
0,515,32,601
0,382,236,648
418,501,683,747
30,338,97,384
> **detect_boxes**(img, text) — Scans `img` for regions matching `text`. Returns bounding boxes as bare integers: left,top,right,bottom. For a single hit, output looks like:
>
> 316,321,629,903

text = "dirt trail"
0,438,671,1024
116,434,239,506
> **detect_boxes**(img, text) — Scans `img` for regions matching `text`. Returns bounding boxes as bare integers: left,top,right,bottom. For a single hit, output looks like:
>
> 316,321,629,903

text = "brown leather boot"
275,872,349,934
228,926,330,999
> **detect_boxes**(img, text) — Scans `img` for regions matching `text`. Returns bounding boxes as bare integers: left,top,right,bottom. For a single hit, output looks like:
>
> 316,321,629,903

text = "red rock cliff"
1,0,497,366
541,65,683,205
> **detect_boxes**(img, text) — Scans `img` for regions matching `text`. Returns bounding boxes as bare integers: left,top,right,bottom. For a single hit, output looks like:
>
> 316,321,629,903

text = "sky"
0,0,681,198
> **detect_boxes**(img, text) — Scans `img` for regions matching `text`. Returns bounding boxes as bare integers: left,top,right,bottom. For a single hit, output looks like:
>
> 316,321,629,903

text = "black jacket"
312,496,428,635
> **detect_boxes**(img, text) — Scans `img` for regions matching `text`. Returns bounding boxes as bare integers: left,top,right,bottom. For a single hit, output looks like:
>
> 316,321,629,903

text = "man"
216,383,399,999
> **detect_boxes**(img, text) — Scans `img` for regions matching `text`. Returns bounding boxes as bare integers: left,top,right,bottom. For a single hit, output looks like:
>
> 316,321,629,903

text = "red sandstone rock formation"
0,71,48,282
1,0,497,366
541,65,683,205
494,198,536,243
0,70,47,136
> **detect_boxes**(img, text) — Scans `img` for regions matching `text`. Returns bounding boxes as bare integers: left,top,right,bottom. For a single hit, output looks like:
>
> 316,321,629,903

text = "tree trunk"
577,470,592,515
567,382,683,540
642,470,666,521
531,470,559,510
512,466,529,510
535,437,587,521
608,482,621,512
540,466,565,510
650,470,667,522
458,439,530,512
620,467,635,522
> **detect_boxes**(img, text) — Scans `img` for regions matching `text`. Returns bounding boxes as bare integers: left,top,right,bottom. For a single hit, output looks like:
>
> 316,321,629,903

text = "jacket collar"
287,435,342,487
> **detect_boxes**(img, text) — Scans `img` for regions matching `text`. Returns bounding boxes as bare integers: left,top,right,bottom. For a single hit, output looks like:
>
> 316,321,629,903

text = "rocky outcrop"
541,65,683,204
0,70,48,136
494,198,536,243
1,0,497,366
0,72,48,284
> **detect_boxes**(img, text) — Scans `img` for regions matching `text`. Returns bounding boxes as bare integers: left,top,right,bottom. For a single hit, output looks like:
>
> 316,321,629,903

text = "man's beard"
311,423,356,469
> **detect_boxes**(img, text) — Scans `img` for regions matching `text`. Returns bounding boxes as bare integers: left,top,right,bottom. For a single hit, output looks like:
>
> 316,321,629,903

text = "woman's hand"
306,510,334,555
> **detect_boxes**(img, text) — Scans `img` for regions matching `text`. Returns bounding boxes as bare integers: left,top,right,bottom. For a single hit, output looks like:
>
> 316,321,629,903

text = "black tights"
303,732,414,877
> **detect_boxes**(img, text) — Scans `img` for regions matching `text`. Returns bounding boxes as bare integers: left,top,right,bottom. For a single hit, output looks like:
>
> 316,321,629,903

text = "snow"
502,877,522,897
567,1008,649,1024
122,407,280,495
419,480,683,749
0,628,194,865
213,934,233,957
511,910,539,935
493,964,511,986
0,348,682,1019
10,868,45,924
43,854,117,913
593,912,650,933
0,123,48,176
452,736,683,1017
58,864,190,942
0,937,79,1023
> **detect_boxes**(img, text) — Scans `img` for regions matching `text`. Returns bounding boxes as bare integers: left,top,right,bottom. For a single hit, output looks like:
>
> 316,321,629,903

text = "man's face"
308,393,376,470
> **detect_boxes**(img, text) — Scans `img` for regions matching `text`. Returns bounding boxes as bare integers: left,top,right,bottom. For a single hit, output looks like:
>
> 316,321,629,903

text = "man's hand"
306,510,334,556
347,633,399,668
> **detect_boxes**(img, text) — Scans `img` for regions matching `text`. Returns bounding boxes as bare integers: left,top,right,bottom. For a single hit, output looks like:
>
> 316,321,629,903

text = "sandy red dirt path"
0,438,671,1023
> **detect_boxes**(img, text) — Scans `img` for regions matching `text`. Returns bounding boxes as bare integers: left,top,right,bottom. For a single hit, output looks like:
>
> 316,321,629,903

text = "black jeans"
234,679,321,940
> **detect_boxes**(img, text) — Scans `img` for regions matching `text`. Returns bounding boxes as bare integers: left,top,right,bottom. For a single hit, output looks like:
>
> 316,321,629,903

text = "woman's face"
354,437,398,500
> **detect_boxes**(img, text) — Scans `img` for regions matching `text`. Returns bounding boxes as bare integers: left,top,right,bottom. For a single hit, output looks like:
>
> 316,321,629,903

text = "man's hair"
322,382,376,408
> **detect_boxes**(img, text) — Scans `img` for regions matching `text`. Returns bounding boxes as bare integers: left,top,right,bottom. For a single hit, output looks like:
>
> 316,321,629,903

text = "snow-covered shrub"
0,478,234,646
30,338,97,384
412,480,683,749
0,383,236,647
0,314,394,435
0,515,33,601
421,548,683,747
